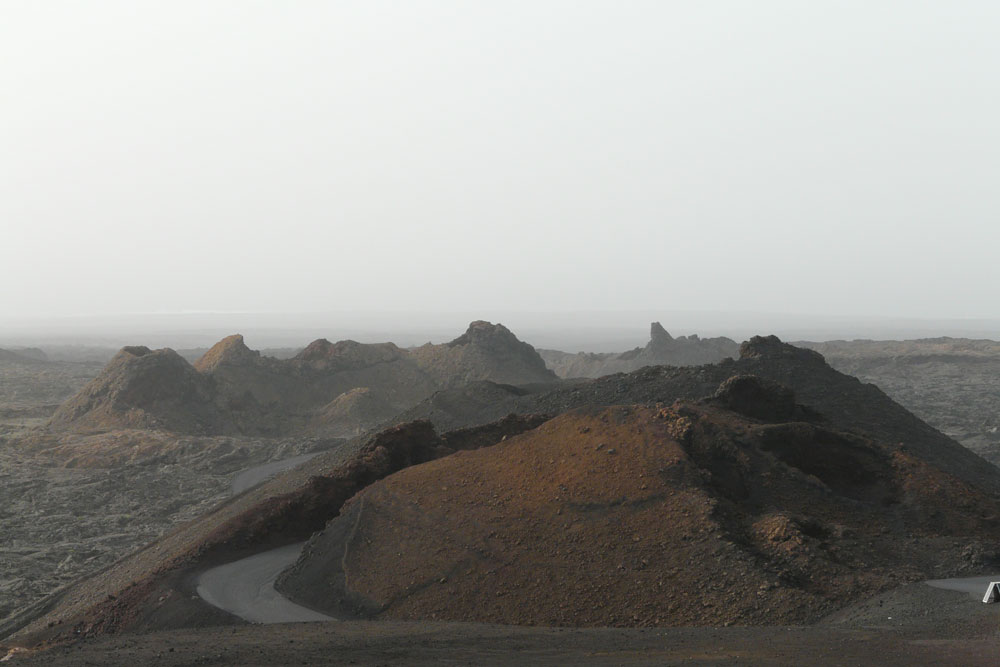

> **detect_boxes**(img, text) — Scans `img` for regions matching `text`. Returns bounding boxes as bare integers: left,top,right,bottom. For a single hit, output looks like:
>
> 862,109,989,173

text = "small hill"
46,347,228,434
410,321,558,387
277,383,1000,627
310,388,398,437
540,322,738,378
293,339,406,370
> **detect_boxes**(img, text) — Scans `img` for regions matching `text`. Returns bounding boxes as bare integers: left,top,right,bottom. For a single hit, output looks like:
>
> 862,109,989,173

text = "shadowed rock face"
46,322,556,437
708,374,800,422
539,322,739,378
740,335,826,364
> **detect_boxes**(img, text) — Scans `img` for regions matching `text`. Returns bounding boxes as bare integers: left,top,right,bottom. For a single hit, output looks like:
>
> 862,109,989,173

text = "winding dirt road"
926,574,1000,598
195,455,334,623
196,543,335,624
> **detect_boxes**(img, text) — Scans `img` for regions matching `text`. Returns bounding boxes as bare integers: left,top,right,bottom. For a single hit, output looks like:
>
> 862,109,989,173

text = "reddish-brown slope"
279,392,1000,627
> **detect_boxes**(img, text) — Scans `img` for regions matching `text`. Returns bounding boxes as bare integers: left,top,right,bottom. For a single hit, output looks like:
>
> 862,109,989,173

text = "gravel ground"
7,617,1000,666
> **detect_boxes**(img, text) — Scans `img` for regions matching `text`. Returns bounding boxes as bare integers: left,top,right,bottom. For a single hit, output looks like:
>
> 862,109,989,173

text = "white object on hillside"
982,582,1000,603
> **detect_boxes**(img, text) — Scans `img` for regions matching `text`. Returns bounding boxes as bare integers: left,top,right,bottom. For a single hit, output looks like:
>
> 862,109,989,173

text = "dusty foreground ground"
8,585,1000,665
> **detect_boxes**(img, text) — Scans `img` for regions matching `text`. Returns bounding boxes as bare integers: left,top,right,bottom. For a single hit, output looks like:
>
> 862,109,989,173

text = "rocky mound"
310,388,398,438
46,347,229,434
540,323,738,378
293,339,407,371
46,322,556,437
277,392,1000,627
410,321,558,387
191,334,261,373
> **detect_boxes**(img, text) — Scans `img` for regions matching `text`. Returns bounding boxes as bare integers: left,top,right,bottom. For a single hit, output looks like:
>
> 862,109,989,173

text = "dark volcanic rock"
400,335,1000,495
649,321,673,345
740,335,826,364
708,375,799,422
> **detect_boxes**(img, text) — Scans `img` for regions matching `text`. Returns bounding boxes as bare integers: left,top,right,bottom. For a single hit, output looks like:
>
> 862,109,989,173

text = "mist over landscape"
4,2,1000,665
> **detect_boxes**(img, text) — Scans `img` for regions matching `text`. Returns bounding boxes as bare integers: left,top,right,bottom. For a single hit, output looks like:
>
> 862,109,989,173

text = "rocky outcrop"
740,335,826,364
540,322,739,378
707,375,800,422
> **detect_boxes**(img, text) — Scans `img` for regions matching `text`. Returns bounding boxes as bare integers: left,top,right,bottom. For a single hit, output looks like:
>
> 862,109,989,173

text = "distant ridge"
0,347,48,364
46,321,557,437
539,322,738,378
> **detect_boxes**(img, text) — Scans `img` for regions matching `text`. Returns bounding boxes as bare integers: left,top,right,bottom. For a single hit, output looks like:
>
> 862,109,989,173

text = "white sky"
2,1,999,321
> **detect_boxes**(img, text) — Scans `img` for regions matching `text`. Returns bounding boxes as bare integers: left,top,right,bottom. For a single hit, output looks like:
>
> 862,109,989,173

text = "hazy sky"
3,1,999,321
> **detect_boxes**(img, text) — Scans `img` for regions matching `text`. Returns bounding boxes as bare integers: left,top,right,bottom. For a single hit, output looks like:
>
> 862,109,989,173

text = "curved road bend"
926,575,1000,598
196,453,334,623
196,543,335,623
207,454,1000,622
